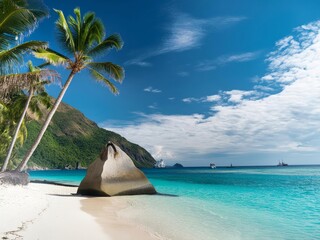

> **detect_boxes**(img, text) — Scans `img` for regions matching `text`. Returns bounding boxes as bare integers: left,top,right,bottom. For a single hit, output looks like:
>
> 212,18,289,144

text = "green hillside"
16,102,156,169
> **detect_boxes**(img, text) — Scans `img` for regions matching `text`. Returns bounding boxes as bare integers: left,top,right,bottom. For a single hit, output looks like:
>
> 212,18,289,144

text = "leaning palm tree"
0,0,49,75
16,7,124,171
0,102,12,158
0,61,59,172
0,95,27,167
0,90,53,170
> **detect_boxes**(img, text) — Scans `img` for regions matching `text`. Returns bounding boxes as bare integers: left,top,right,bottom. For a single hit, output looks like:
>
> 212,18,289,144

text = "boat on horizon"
277,161,288,167
227,163,234,168
209,163,216,169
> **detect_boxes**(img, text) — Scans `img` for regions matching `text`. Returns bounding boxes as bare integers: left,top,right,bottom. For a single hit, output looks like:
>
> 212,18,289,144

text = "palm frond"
88,68,119,94
28,99,41,118
0,69,60,99
54,8,75,54
82,13,104,49
4,92,29,145
68,8,81,52
0,0,48,49
33,48,70,66
0,40,47,74
27,60,36,72
68,15,78,49
35,91,51,109
87,33,123,57
10,91,26,117
71,9,105,52
37,62,51,69
17,120,27,145
26,0,49,21
88,62,124,82
73,7,81,25
29,91,51,119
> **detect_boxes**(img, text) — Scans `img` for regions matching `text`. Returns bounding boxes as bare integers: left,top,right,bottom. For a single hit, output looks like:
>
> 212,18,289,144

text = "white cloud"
224,90,257,103
148,105,157,109
212,16,247,26
261,74,274,81
197,51,260,71
126,13,246,67
104,20,320,165
144,86,162,93
182,97,199,103
182,94,221,103
196,61,217,71
206,95,221,102
159,13,204,53
158,15,245,54
218,52,260,64
125,60,152,67
253,85,274,92
152,145,174,160
183,90,266,107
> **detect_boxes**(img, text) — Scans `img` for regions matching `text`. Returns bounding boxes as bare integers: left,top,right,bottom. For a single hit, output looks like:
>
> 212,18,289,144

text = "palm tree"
0,61,58,172
16,7,124,171
0,0,49,75
0,0,49,171
0,94,27,166
0,102,12,157
0,89,53,170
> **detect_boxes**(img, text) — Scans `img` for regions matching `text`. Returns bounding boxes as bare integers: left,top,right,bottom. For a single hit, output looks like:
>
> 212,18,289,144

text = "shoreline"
0,183,162,240
30,179,79,187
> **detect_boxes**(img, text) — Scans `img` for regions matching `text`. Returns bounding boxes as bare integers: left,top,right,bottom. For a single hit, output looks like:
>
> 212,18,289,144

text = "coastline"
3,166,319,240
0,183,161,240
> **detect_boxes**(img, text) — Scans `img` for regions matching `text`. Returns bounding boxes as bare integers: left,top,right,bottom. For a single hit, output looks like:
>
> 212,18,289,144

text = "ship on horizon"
209,163,216,169
277,160,288,167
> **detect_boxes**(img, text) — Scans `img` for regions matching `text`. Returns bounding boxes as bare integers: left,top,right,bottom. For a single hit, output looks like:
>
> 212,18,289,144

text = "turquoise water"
29,166,320,240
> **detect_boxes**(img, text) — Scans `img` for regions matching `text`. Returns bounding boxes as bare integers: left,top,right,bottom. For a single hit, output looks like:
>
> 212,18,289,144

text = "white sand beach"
0,183,161,240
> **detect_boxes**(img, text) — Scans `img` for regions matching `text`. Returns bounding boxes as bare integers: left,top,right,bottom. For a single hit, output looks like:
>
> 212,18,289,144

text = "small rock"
0,171,29,185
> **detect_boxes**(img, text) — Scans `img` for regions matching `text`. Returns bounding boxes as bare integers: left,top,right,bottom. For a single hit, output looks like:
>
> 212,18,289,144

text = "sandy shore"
0,183,161,240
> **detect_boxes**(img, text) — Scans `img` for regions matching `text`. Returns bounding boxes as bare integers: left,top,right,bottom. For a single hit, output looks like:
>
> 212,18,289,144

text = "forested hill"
17,102,156,169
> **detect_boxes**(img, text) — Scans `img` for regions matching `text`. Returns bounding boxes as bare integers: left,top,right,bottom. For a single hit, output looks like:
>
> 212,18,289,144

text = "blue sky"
31,0,320,166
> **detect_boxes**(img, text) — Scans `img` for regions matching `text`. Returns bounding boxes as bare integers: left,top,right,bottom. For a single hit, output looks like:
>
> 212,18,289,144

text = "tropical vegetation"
0,61,58,172
0,0,48,75
0,0,49,170
0,2,125,172
0,95,28,167
16,7,124,171
18,102,155,169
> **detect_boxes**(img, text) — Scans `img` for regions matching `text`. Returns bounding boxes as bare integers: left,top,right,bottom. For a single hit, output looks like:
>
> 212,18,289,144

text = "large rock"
0,171,29,185
77,142,156,196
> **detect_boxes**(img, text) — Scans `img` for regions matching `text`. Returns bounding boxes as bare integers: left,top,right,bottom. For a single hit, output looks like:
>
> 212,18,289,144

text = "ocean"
29,165,320,240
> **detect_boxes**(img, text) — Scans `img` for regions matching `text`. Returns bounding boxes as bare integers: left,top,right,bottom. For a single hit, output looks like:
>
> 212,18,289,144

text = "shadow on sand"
32,180,179,197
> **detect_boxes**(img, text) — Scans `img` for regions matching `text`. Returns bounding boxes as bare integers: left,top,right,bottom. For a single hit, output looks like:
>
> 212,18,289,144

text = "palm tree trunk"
16,71,76,172
1,88,34,172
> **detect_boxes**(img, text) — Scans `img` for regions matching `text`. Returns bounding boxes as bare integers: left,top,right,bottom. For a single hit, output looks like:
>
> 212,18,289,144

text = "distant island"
16,101,156,169
172,163,184,168
154,160,184,168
